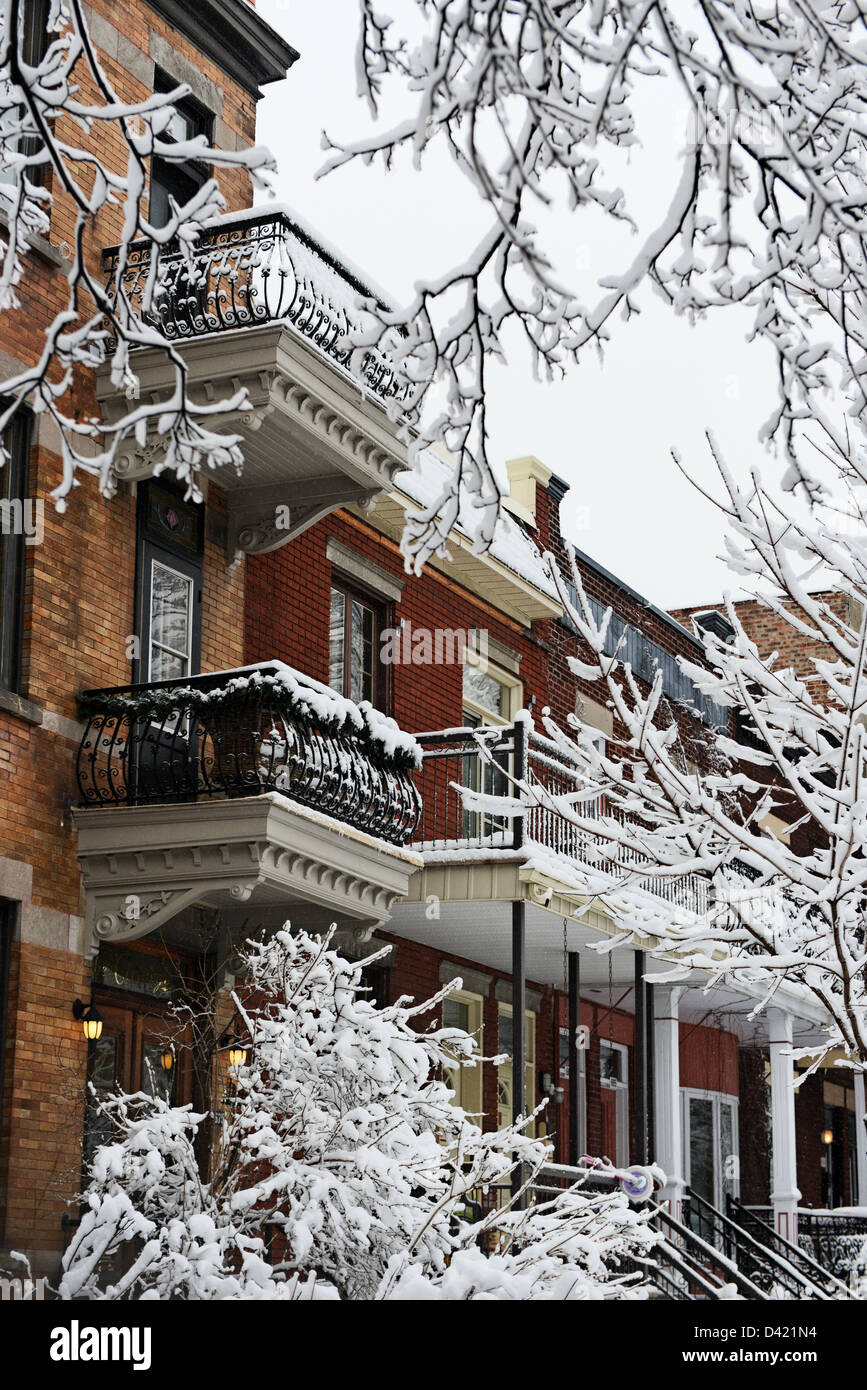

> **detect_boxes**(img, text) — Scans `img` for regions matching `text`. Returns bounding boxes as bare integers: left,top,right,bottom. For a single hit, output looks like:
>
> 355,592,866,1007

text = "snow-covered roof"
394,449,560,602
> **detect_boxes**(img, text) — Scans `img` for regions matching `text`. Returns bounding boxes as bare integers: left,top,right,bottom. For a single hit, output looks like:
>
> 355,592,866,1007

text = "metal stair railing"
639,1229,746,1300
651,1200,771,1300
727,1196,856,1300
684,1187,834,1300
531,1165,738,1300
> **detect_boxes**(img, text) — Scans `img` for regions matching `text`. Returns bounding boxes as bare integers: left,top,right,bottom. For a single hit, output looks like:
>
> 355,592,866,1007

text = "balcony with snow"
98,207,408,561
395,715,832,1126
72,662,422,955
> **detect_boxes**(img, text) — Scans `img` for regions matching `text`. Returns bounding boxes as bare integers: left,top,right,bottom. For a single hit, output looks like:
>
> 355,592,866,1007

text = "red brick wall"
0,0,267,1266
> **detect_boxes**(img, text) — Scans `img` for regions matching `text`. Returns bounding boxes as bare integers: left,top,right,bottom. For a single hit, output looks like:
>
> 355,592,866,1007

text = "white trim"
653,984,685,1215
681,1085,740,1208
326,537,404,603
854,1072,867,1206
600,1039,629,1167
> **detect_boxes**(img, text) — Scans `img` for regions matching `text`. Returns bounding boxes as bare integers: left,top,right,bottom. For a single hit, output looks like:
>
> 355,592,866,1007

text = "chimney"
504,456,552,528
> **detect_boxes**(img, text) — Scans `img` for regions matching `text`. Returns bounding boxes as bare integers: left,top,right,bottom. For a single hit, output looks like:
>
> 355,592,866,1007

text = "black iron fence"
102,208,405,402
76,666,421,846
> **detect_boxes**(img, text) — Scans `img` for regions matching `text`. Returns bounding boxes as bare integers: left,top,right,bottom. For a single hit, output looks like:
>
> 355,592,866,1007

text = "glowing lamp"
72,999,103,1041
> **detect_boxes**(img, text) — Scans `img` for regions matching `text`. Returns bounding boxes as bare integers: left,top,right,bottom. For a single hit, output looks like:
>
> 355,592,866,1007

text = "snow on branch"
471,436,867,1062
324,0,867,566
60,925,659,1300
0,0,275,505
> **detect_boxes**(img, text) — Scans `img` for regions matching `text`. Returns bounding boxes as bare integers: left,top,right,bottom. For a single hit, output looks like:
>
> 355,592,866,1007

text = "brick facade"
0,0,265,1270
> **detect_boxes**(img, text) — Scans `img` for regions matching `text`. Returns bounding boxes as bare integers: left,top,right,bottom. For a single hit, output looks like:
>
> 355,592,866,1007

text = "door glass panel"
84,1035,118,1168
463,663,508,718
442,999,470,1107
149,559,193,680
141,1042,174,1104
460,709,510,842
689,1097,715,1208
719,1101,736,1200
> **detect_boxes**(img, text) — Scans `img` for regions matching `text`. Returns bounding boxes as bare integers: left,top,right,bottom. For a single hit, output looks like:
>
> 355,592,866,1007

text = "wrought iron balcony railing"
411,721,710,917
76,665,421,847
102,206,406,403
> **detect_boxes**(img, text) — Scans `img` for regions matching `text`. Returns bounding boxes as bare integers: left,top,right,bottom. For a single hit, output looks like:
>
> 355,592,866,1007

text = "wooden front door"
84,999,193,1170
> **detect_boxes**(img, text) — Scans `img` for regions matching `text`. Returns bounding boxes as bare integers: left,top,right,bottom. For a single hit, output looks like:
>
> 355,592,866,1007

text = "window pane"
350,598,375,703
328,588,345,693
601,1042,623,1083
443,999,470,1032
463,663,507,718
0,440,26,691
149,646,187,682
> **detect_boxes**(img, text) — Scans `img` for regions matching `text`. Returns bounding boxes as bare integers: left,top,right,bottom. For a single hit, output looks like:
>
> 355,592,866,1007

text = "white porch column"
854,1071,867,1207
768,1007,801,1242
653,984,685,1220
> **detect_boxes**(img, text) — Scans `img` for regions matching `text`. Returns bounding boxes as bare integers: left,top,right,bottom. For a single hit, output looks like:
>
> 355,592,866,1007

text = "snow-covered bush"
61,926,657,1300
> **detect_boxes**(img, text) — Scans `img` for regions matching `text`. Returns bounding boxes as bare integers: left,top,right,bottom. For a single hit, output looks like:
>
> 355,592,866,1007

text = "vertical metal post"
634,950,647,1165
512,715,527,851
568,950,580,1167
510,718,528,1203
645,976,655,1166
511,899,526,1203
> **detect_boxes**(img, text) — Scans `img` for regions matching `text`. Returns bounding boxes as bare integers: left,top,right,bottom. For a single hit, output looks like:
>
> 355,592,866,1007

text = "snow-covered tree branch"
477,436,867,1066
0,0,275,506
325,0,867,567
60,926,658,1300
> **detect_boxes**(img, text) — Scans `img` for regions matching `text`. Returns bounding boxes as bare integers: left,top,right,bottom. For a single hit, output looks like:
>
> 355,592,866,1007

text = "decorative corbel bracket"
227,480,381,565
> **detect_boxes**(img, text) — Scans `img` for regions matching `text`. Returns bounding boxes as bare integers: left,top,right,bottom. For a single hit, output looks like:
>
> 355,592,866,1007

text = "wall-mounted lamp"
160,1046,174,1072
218,1029,248,1069
821,1128,834,1146
72,998,103,1042
539,1072,565,1105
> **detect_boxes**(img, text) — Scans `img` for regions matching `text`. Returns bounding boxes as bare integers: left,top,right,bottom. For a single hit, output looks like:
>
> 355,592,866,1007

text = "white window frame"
462,650,522,727
497,1002,536,1136
680,1086,740,1207
559,1024,587,1155
600,1039,630,1167
442,989,484,1118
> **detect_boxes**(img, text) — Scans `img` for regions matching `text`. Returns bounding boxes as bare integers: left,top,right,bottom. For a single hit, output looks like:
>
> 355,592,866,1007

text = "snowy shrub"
61,926,657,1300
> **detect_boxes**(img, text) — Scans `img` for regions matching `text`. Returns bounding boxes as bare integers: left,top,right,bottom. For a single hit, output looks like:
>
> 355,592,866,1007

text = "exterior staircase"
660,1186,857,1300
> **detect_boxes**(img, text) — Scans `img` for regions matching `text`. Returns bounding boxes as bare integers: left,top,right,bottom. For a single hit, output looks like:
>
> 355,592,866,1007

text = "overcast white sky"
256,1,779,611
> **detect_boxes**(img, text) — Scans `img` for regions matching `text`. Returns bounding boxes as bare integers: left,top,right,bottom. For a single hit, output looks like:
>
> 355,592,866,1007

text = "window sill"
0,686,44,726
0,205,70,273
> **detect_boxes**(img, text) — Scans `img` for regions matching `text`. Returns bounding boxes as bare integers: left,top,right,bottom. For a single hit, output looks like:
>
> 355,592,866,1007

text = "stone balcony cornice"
73,792,422,957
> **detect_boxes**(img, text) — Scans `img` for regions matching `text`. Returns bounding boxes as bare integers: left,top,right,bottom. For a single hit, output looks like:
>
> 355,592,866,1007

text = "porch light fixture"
160,1047,174,1072
822,1128,834,1145
218,1029,248,1069
72,998,103,1041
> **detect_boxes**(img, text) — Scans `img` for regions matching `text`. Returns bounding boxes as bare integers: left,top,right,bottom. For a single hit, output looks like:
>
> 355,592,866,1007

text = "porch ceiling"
388,891,832,1047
